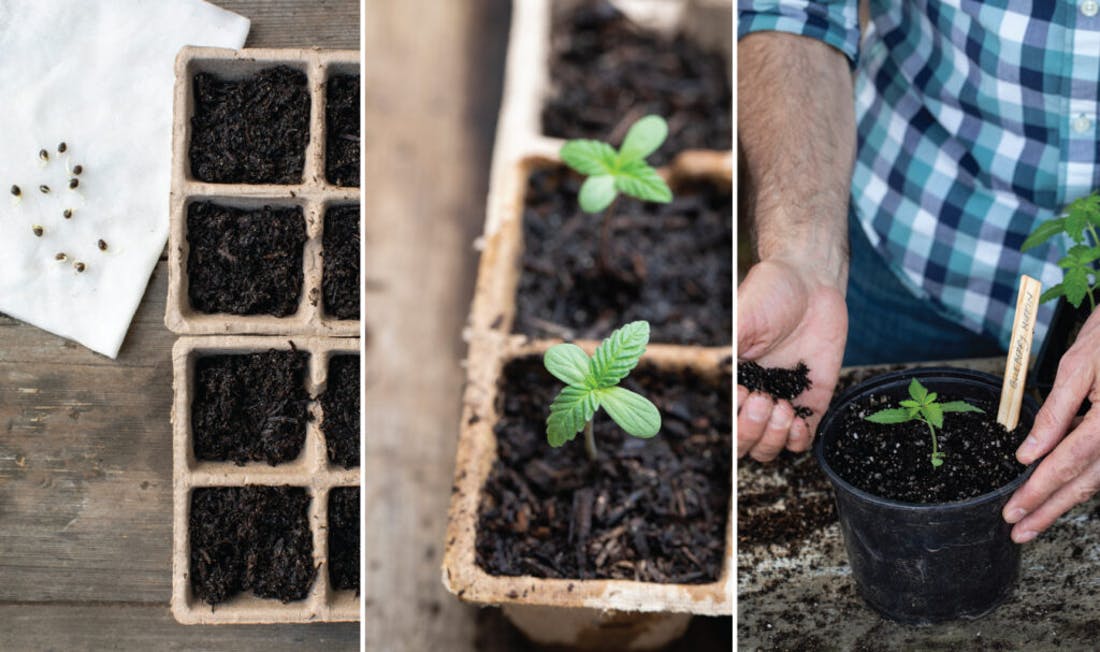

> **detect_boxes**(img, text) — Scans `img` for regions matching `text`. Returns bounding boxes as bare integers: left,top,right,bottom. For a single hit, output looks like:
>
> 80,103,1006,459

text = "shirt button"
1083,0,1099,17
1072,114,1093,133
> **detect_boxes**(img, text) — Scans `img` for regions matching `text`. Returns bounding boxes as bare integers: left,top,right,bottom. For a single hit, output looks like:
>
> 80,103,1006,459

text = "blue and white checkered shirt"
738,0,1100,348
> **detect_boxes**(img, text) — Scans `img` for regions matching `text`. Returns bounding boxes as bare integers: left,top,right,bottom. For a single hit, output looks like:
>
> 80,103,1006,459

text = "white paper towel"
0,0,250,357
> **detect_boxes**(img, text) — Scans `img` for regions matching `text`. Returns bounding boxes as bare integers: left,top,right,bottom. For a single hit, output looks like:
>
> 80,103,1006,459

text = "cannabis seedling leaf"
543,321,662,461
1023,193,1100,310
863,378,984,469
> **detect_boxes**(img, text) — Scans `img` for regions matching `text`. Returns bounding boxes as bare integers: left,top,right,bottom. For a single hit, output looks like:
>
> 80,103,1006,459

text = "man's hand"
1003,308,1100,542
738,257,847,461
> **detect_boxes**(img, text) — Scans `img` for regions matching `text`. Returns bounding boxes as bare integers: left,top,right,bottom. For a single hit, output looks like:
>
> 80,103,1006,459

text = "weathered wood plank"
224,0,361,49
361,1,510,650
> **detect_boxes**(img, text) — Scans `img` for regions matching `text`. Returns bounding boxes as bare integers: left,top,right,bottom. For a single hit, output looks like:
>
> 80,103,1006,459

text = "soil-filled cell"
328,486,360,593
320,354,360,468
190,65,311,184
322,205,361,321
187,202,307,317
325,74,361,187
191,349,310,465
189,485,316,605
515,167,732,345
476,357,732,583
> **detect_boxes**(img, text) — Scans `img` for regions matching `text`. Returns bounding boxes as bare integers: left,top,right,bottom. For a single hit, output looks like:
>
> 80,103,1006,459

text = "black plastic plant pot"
814,367,1038,625
1031,297,1091,415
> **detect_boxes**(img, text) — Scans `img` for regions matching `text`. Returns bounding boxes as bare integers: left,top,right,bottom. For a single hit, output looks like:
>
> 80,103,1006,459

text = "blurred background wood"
0,2,359,649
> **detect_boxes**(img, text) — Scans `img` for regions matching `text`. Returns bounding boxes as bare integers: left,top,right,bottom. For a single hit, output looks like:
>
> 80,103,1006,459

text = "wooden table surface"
0,2,360,650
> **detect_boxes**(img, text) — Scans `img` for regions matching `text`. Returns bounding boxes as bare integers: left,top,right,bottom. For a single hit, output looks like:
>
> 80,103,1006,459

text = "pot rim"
813,366,1039,512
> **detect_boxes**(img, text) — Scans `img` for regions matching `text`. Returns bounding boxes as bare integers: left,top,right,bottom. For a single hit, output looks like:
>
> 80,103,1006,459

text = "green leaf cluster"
864,379,983,468
559,115,673,213
1022,193,1100,310
544,321,661,447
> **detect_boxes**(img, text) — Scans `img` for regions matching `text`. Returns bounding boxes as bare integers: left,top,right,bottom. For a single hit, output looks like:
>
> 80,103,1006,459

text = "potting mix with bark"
325,74,361,188
321,354,362,468
476,357,731,583
323,205,362,321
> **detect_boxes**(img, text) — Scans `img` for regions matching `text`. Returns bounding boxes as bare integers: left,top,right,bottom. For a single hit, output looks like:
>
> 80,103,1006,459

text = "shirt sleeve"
738,0,861,66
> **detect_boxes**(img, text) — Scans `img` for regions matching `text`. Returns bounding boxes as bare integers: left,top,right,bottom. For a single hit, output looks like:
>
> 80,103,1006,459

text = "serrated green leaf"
909,378,928,402
925,392,938,404
589,321,650,388
613,160,673,204
618,115,669,162
899,399,920,408
1067,205,1090,244
1040,283,1066,304
907,406,920,419
544,343,592,387
578,174,617,213
1064,265,1091,308
560,140,617,177
921,403,944,429
1021,217,1066,252
546,386,599,447
864,408,914,424
940,401,984,414
599,386,661,438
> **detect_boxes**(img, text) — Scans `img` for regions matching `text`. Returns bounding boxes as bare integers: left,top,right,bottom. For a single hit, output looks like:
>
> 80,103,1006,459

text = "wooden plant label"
998,275,1042,430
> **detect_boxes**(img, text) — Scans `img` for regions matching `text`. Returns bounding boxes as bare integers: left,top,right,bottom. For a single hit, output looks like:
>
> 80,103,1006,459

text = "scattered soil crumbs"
325,74,360,187
322,204,361,320
328,486,360,593
192,349,310,465
826,394,1028,503
189,485,315,605
738,360,813,418
543,0,731,164
516,167,731,345
187,202,306,317
738,451,836,554
477,357,731,582
190,65,310,184
320,354,360,468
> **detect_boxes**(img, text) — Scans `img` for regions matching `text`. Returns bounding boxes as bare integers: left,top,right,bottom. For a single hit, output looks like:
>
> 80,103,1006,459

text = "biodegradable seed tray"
166,47,360,336
171,336,360,624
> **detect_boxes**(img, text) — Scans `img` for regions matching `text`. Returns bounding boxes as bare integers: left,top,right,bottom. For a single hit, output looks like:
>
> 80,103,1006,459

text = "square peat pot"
443,337,733,651
167,46,360,337
171,336,360,624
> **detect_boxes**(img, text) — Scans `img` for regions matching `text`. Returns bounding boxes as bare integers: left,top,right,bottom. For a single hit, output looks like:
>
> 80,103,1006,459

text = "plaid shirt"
737,0,1100,348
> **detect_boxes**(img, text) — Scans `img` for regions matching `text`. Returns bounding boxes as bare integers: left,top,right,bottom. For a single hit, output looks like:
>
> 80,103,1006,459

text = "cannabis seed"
57,142,67,154
31,225,43,237
63,209,72,219
68,178,79,189
39,149,49,162
72,165,83,176
97,239,107,251
74,262,86,273
10,185,20,196
55,253,66,261
39,185,49,194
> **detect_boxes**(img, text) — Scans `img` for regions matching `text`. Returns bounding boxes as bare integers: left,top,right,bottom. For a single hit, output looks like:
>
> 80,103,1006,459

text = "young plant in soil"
544,320,661,461
560,114,672,272
1023,192,1100,310
864,379,983,468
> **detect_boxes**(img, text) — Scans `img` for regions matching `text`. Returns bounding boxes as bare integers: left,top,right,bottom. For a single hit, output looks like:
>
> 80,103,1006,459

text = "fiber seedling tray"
171,336,360,624
166,47,360,336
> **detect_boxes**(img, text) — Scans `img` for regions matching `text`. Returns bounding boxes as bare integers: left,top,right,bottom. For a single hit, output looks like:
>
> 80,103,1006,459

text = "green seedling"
863,378,983,468
560,114,673,270
543,320,661,462
1022,193,1100,311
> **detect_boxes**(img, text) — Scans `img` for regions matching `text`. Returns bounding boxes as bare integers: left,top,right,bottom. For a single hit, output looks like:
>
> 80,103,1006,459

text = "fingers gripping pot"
814,368,1038,624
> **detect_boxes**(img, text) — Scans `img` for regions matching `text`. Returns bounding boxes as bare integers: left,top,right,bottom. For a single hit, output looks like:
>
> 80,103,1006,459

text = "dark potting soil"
325,74,361,187
737,360,813,418
328,486,360,593
825,394,1029,503
476,357,731,583
738,451,836,552
189,485,315,605
515,167,731,345
192,349,311,465
320,354,360,468
190,65,310,184
322,204,361,321
187,202,307,317
543,0,732,164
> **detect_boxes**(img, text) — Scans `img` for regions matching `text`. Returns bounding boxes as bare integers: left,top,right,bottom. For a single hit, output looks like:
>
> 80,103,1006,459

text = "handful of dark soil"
738,360,813,417
189,485,316,605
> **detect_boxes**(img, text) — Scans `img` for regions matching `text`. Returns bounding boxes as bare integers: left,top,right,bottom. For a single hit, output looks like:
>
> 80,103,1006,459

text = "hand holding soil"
1004,306,1100,542
737,258,847,461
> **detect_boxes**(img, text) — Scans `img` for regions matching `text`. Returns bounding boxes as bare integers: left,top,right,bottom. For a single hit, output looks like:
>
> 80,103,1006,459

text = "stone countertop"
738,359,1100,651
